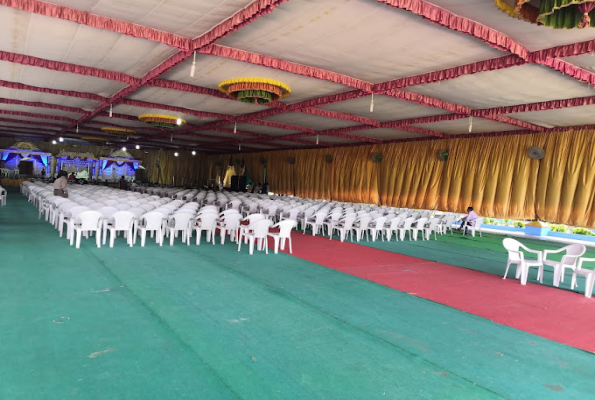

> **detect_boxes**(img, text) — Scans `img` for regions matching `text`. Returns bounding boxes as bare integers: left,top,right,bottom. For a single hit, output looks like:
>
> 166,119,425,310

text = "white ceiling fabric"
219,0,505,83
0,0,594,150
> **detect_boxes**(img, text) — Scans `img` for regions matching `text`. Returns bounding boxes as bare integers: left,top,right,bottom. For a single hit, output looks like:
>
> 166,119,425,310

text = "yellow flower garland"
138,114,186,125
218,78,291,99
101,127,136,134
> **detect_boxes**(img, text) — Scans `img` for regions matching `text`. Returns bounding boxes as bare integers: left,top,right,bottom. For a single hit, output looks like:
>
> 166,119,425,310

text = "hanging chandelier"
218,78,291,104
101,127,136,137
495,0,595,28
138,114,186,130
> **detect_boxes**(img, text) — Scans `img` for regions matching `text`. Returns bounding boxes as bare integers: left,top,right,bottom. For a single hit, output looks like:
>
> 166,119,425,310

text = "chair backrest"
220,213,242,230
414,217,428,228
502,238,521,253
195,212,218,229
389,217,403,229
219,209,240,219
104,199,119,206
77,211,103,230
427,219,439,230
372,216,387,228
67,206,90,218
357,216,372,229
274,219,297,237
110,211,135,230
562,244,587,264
140,212,165,230
98,206,119,218
115,203,132,211
250,219,274,238
402,217,415,230
170,212,195,229
244,214,266,224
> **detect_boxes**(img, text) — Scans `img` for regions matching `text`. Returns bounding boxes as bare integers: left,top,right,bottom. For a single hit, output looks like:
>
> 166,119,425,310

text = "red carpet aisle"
275,233,595,353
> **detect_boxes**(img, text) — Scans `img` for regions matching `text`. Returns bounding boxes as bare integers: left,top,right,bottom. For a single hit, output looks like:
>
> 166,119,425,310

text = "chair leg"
503,261,512,280
249,236,255,255
586,274,595,298
110,229,116,248
141,231,146,247
288,237,293,254
76,230,82,249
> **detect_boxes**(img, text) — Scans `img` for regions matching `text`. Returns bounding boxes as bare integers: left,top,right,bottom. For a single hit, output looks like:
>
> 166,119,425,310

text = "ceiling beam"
0,50,139,84
201,44,371,90
0,79,107,102
0,97,86,114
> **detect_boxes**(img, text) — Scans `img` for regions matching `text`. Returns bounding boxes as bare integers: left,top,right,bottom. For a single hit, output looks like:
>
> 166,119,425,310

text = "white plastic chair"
136,212,165,247
268,219,296,254
398,217,415,241
423,219,440,241
303,211,327,236
70,211,103,249
409,218,428,241
542,244,586,287
352,216,372,242
166,212,194,246
368,216,387,242
384,217,402,241
190,212,218,245
238,219,274,255
571,257,595,298
502,238,543,285
329,216,356,242
105,211,135,247
216,212,242,244
463,217,483,237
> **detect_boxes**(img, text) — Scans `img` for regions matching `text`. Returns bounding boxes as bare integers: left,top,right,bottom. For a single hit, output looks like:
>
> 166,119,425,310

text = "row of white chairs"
0,185,6,206
502,238,595,297
23,182,300,254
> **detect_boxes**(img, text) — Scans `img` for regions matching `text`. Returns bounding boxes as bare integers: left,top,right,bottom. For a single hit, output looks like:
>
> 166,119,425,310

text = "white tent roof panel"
263,111,360,130
219,0,506,83
408,64,594,109
299,135,360,144
319,95,451,122
413,117,523,135
46,0,257,39
0,104,82,120
427,0,595,52
507,104,595,128
345,128,424,140
220,123,301,136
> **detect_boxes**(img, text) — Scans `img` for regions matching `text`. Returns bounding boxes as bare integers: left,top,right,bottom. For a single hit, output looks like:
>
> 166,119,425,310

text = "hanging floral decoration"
101,127,136,137
495,0,595,28
218,78,291,104
138,114,186,130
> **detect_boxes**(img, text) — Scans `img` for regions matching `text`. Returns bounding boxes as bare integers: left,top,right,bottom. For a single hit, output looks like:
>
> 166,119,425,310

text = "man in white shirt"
458,206,478,235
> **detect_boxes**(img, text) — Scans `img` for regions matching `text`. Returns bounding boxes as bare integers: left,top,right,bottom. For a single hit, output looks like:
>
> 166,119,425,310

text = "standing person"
253,183,261,194
119,176,127,190
458,206,478,235
261,182,269,194
53,171,68,198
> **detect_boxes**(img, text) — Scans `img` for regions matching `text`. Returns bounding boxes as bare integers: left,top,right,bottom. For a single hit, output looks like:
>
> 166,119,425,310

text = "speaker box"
230,175,240,191
238,176,247,192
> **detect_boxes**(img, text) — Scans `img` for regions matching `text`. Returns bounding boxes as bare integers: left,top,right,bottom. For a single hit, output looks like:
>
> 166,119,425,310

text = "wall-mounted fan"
438,149,449,161
286,157,295,164
260,157,267,166
527,146,545,160
325,154,333,163
372,153,382,163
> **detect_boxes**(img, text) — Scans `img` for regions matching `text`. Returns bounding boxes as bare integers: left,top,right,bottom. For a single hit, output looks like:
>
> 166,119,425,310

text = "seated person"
68,172,76,181
458,206,478,235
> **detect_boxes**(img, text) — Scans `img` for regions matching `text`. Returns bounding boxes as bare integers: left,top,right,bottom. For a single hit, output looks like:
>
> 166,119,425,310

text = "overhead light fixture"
59,137,64,142
52,140,57,144
76,124,79,133
190,51,196,77
238,142,241,151
468,116,473,133
316,134,319,145
122,147,127,151
109,104,113,118
191,150,196,156
176,117,182,126
370,93,374,113
233,121,237,134
135,145,140,150
174,152,179,157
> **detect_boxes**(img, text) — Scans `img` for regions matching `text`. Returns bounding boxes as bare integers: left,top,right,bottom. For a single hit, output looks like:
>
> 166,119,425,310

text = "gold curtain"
6,128,595,227
200,129,595,227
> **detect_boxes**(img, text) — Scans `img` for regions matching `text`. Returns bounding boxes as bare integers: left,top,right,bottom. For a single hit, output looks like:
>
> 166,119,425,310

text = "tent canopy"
0,1,594,153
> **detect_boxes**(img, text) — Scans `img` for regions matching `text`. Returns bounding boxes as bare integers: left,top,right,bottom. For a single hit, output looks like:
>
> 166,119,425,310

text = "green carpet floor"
1,189,594,399
351,229,595,291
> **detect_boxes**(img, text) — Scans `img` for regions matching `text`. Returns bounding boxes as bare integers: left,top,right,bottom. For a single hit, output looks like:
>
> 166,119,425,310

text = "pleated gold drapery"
200,129,595,227
5,128,595,227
